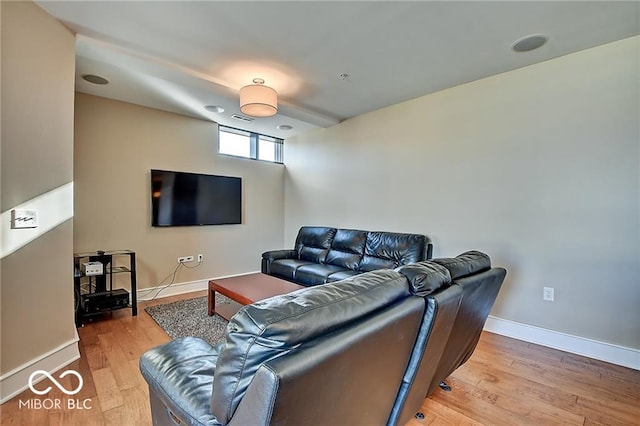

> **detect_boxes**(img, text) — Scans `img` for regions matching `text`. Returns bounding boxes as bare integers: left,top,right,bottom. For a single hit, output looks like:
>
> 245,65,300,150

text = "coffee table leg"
208,286,215,316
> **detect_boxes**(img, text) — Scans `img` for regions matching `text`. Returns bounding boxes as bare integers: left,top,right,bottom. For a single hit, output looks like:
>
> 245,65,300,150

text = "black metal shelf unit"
73,249,138,326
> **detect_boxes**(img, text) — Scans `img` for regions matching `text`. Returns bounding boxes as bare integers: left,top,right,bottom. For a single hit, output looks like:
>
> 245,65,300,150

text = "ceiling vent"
230,114,254,122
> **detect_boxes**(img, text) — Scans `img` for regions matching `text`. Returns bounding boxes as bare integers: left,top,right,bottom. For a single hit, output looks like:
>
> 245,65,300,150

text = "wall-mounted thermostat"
10,209,38,229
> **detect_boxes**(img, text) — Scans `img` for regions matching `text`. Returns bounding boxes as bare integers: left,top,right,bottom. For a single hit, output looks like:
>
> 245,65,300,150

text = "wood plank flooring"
2,290,638,425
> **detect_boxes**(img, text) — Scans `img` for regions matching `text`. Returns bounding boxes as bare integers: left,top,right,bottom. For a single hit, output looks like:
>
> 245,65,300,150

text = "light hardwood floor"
2,291,638,425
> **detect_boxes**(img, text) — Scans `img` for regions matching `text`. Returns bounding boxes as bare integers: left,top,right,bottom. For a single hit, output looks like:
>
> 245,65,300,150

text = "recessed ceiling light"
82,74,109,85
204,105,225,113
512,34,548,52
277,124,293,131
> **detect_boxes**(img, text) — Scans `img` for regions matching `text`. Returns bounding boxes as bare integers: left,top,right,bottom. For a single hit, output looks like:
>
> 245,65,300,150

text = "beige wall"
74,94,285,293
1,1,76,374
285,37,640,349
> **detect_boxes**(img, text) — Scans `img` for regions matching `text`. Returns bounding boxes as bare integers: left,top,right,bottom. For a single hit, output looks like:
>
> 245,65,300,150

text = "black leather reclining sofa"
140,251,506,426
262,226,433,286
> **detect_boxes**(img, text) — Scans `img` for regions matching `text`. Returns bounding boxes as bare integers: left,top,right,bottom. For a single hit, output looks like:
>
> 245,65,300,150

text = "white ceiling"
36,1,639,139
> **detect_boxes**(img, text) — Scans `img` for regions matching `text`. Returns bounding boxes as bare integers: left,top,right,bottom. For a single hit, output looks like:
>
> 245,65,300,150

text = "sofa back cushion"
210,269,411,424
396,261,452,296
430,250,490,279
295,226,337,263
358,231,429,272
325,228,367,270
238,297,425,426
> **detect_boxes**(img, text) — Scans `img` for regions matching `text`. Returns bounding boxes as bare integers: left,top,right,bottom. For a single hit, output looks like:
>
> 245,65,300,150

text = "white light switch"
11,209,38,229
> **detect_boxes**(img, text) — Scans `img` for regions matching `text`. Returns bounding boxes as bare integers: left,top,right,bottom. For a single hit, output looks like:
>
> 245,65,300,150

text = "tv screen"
151,169,242,226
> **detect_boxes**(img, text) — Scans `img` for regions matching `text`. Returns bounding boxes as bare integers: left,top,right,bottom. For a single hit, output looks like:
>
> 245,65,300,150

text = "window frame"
218,125,284,164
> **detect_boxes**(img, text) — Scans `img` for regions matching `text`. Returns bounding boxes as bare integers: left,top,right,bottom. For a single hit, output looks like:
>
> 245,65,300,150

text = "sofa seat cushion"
210,269,412,424
270,259,315,281
139,337,222,426
326,269,363,283
294,263,348,286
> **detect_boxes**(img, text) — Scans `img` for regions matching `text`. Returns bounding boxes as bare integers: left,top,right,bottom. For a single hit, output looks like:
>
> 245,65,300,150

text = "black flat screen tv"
151,169,242,226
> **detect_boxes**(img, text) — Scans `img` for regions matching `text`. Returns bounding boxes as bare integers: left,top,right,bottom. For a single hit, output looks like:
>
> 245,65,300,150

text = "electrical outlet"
543,287,554,302
197,254,204,262
177,256,194,263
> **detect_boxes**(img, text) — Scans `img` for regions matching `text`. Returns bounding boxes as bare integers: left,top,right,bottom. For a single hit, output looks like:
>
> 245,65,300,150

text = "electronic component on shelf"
81,289,130,314
83,261,104,276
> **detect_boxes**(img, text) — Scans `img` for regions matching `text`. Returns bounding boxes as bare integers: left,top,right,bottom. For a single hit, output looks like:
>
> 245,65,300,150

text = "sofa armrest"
261,249,297,274
262,249,298,261
139,337,221,426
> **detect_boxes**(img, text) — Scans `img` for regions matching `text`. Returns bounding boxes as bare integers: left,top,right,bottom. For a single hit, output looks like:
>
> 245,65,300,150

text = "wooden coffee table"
208,273,305,320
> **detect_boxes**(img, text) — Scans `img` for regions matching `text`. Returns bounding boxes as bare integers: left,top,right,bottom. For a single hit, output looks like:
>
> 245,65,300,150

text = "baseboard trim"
137,271,261,301
0,330,80,404
484,315,640,370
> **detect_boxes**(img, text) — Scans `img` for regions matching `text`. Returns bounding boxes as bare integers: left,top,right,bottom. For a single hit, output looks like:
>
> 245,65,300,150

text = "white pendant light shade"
239,78,278,117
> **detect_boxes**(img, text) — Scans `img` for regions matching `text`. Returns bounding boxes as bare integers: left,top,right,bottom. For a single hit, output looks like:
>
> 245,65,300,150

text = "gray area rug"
145,295,230,346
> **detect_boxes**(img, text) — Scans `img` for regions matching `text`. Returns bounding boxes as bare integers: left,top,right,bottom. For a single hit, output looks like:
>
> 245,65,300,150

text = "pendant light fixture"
239,78,278,117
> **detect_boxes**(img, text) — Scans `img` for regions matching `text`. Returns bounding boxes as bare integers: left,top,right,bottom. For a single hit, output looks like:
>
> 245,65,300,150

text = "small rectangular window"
219,128,251,158
219,125,283,164
258,136,279,162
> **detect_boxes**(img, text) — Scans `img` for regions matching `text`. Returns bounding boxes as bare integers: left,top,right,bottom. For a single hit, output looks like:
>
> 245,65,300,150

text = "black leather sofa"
387,251,507,425
262,226,433,286
139,251,505,426
426,251,507,395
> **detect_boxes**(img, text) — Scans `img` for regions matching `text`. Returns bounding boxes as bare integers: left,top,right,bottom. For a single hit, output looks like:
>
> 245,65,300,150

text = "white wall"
74,94,285,292
284,37,639,350
1,0,76,392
